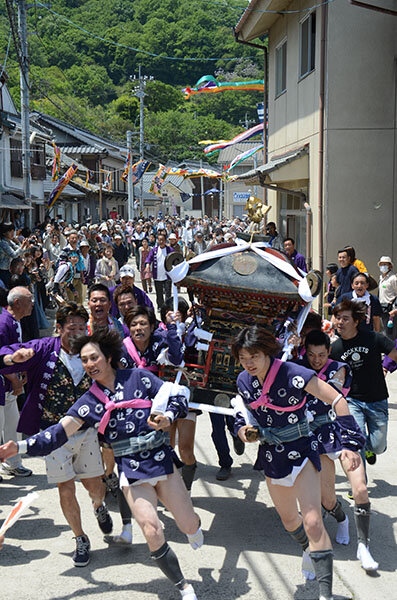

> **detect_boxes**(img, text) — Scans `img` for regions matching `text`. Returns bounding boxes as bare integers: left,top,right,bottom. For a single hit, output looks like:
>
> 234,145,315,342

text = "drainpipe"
304,201,312,271
233,29,268,207
318,3,327,315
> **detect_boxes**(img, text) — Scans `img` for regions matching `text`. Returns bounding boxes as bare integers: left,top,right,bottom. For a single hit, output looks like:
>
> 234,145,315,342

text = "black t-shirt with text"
330,331,394,403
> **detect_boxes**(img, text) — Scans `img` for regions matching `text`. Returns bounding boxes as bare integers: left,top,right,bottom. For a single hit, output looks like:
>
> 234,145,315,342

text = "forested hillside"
0,1,265,162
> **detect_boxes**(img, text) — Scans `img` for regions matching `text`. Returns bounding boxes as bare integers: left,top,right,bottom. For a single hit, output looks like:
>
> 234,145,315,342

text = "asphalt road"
0,371,396,600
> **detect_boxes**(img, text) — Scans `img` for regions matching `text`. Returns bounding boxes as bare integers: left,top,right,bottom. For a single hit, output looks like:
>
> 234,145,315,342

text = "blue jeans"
347,397,388,464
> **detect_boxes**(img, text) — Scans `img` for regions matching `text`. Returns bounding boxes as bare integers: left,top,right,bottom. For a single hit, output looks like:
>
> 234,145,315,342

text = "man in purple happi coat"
0,287,34,478
283,237,308,273
0,303,113,567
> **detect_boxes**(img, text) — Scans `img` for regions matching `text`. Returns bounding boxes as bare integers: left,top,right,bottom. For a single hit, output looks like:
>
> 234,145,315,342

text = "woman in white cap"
378,256,397,339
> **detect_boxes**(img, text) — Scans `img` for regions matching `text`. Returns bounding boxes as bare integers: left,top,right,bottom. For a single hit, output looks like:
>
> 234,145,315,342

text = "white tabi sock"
302,549,316,581
180,584,198,599
336,515,350,545
357,542,379,571
186,527,204,550
104,523,132,545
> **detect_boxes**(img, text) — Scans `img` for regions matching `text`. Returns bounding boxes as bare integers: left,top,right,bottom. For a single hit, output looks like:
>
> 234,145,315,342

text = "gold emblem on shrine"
232,252,258,276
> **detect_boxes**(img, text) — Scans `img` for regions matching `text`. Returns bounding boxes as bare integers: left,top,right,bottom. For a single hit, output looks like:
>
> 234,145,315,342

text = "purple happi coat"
302,357,364,455
235,359,320,479
67,368,187,482
0,309,22,406
0,336,61,434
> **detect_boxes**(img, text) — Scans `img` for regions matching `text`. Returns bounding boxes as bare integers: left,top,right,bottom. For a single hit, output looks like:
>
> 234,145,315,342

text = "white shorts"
45,428,104,484
119,472,168,488
326,450,342,461
270,458,309,487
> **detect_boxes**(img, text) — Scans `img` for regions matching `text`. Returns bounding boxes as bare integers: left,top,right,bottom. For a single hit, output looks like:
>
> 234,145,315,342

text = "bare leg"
81,476,106,510
58,479,85,537
340,455,368,504
101,447,115,477
123,482,163,551
320,455,337,511
320,455,349,545
169,421,177,448
294,461,332,551
156,468,200,535
177,419,197,465
123,479,194,594
266,467,315,581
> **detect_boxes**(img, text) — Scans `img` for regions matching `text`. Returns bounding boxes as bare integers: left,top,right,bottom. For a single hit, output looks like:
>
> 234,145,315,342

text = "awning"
233,146,309,186
0,193,33,210
235,0,290,41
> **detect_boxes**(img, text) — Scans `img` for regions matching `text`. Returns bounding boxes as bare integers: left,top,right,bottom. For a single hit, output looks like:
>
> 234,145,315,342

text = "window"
279,192,307,255
300,12,316,78
10,140,22,178
275,40,287,97
31,142,46,180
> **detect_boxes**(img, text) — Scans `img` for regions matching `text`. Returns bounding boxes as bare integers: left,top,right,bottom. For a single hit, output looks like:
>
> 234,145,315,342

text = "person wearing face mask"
377,256,397,339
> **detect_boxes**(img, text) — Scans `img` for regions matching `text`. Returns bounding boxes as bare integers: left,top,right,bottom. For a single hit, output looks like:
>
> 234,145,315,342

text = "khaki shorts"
45,428,104,484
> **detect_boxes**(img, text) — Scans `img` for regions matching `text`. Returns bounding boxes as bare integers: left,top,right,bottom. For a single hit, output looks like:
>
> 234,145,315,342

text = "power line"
34,0,256,62
196,0,335,15
4,0,31,90
0,30,12,80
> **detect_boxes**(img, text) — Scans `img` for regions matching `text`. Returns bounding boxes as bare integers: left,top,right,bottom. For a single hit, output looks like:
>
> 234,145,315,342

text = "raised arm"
0,416,83,462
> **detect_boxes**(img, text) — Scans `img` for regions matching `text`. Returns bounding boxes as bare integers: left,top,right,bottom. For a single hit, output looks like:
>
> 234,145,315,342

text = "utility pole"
131,66,154,216
219,178,223,220
17,0,32,228
138,65,144,216
200,159,205,217
239,112,255,130
98,158,103,221
126,131,135,221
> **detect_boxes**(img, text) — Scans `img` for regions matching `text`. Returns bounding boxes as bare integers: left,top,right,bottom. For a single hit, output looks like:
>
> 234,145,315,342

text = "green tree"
145,109,241,163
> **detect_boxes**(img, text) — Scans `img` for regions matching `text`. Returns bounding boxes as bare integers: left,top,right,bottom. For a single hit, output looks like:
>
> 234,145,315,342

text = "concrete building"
234,0,396,277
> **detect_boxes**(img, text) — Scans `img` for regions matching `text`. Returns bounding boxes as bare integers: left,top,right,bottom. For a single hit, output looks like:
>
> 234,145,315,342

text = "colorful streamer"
51,143,61,182
180,192,191,203
0,492,39,536
85,170,93,188
224,144,264,172
183,75,264,99
131,160,151,185
121,151,131,183
149,164,168,196
166,167,222,179
200,123,264,155
47,164,78,210
103,171,112,191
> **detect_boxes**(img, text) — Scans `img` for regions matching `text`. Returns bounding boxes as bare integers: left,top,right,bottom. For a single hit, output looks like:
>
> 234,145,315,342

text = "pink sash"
317,359,350,396
90,382,152,434
249,358,306,412
123,337,158,372
317,358,333,381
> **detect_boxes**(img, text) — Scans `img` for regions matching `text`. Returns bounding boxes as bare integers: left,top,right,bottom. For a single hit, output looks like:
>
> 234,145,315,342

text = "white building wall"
262,0,396,274
324,0,397,275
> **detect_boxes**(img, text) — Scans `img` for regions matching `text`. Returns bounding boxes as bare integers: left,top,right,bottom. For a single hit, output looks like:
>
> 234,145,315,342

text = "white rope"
167,237,314,303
